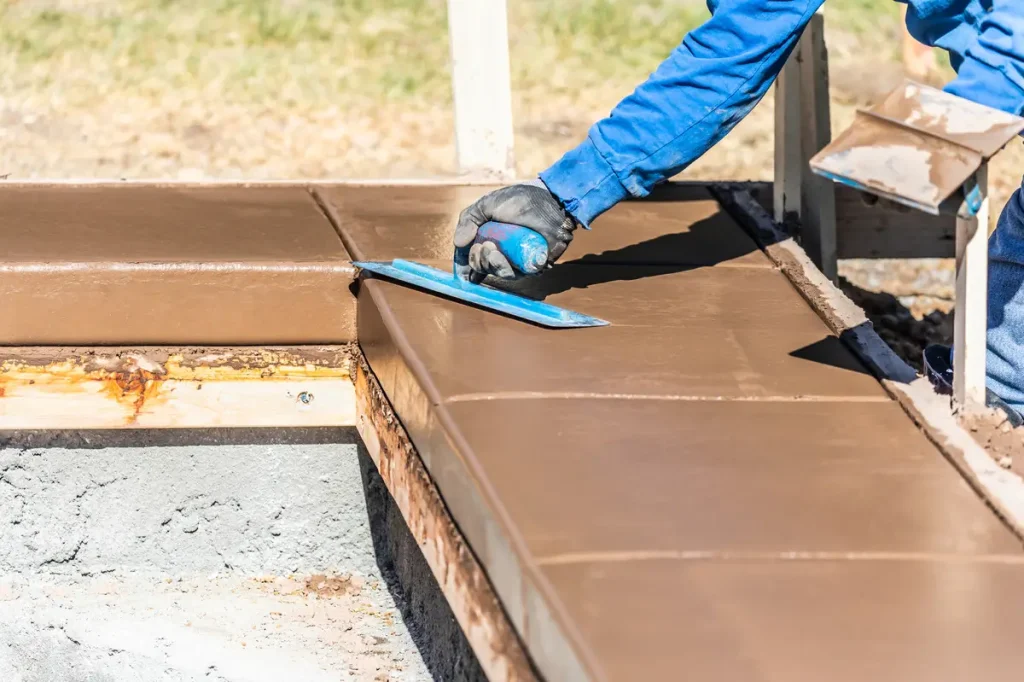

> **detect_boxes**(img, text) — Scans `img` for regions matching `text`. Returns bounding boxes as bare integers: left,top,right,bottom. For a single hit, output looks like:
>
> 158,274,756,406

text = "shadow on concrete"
788,336,875,376
0,427,360,450
358,446,486,682
501,261,698,301
497,207,757,301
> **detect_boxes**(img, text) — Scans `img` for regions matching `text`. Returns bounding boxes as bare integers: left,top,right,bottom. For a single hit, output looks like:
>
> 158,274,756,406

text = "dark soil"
839,278,953,373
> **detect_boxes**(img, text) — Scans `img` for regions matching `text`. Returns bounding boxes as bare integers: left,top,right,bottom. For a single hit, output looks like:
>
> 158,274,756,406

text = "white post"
773,39,803,225
773,11,837,281
954,165,989,409
798,11,837,282
447,0,516,180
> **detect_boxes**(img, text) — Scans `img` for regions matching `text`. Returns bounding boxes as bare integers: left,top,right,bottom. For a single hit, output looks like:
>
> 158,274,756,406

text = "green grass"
0,0,905,107
0,0,451,104
511,0,710,91
825,0,901,33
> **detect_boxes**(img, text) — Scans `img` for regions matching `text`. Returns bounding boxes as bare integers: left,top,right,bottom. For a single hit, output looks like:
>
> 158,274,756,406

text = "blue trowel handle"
474,221,549,275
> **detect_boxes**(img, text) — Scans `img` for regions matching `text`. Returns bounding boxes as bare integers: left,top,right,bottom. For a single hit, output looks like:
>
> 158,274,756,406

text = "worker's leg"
986,175,1024,412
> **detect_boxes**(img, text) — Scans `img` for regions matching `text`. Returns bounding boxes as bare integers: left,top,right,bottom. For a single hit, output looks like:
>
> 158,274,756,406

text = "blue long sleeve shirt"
540,0,1024,227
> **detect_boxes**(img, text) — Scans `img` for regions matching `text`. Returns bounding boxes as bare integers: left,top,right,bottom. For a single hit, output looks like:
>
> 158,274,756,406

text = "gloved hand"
453,179,579,283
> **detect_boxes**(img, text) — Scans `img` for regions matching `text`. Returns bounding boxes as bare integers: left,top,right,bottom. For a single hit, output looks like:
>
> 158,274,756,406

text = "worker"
453,0,1024,416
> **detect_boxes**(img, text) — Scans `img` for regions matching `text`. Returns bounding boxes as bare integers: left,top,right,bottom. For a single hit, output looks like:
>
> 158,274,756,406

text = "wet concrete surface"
346,184,1024,680
359,266,885,401
318,185,496,263
0,186,356,344
317,183,771,269
542,556,1024,682
446,398,1018,558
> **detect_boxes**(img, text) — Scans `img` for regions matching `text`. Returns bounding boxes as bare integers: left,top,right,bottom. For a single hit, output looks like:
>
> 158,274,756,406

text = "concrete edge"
353,356,539,682
710,184,1024,542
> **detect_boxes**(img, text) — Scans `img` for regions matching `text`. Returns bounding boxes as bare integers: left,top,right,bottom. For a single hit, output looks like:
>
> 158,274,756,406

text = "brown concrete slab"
446,399,1021,559
357,266,885,402
539,557,1024,681
317,184,495,262
352,183,1024,682
1,186,347,263
570,184,772,268
0,186,355,344
317,183,771,267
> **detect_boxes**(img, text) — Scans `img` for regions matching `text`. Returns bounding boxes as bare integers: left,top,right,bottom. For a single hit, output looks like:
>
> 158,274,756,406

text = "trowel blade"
353,259,609,329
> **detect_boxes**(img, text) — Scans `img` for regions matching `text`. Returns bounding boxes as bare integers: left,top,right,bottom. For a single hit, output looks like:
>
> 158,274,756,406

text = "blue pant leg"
987,176,1024,411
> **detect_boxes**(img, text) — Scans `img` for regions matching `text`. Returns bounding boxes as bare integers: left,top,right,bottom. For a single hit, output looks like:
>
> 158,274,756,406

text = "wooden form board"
354,359,537,682
797,12,837,281
0,347,356,429
773,12,837,279
834,184,956,259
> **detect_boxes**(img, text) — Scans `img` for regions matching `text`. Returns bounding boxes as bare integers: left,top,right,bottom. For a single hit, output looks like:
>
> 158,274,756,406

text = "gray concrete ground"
0,429,380,577
0,428,483,681
0,573,423,682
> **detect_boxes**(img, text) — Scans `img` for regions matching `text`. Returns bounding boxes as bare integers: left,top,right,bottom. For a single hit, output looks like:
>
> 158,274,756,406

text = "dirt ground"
962,410,1024,478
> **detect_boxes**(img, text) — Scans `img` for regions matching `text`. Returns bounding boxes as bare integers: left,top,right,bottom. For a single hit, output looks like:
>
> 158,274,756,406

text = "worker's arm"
541,0,826,228
919,0,1024,114
455,0,825,280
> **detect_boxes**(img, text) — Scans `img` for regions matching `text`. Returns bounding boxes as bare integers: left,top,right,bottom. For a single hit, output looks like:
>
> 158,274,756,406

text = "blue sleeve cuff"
539,137,631,228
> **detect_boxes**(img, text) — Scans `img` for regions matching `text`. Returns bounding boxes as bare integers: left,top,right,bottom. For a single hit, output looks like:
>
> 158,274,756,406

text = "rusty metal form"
353,358,539,682
0,347,355,429
811,81,1024,214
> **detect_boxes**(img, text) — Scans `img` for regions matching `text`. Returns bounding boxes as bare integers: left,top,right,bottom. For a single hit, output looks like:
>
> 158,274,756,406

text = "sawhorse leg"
773,11,837,281
954,166,989,410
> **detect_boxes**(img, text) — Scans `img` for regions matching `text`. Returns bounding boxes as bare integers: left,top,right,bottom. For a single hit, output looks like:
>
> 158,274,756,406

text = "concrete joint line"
443,392,892,404
536,550,1024,567
710,183,1024,542
0,263,356,274
0,178,519,189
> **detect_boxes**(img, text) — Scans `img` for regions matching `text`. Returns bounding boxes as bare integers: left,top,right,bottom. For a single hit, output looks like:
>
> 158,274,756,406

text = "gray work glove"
453,179,579,283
